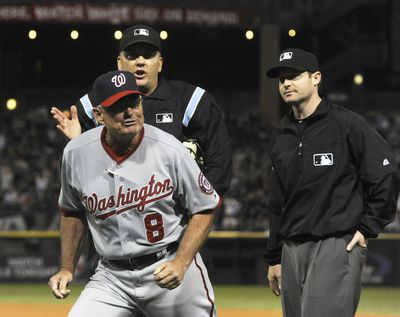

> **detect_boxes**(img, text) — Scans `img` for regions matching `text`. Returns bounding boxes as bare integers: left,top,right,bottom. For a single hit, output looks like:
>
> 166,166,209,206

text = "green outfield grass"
214,285,400,314
0,284,399,315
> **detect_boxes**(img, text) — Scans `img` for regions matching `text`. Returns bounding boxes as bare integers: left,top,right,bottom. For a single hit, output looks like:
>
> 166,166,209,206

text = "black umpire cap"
266,48,319,78
119,25,161,53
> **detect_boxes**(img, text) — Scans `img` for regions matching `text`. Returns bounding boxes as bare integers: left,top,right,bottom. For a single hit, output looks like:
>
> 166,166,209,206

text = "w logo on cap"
134,28,149,36
111,73,126,87
280,52,293,61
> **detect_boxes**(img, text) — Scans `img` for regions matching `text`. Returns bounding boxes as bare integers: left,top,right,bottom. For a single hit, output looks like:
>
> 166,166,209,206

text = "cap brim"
101,90,142,107
266,65,308,78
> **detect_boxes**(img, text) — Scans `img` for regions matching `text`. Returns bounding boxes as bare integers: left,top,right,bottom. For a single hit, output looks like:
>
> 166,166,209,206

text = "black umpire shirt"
75,76,232,196
264,99,400,265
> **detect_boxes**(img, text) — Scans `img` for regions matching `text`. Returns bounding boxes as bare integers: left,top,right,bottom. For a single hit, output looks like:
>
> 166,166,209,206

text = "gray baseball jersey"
59,123,220,317
59,123,221,258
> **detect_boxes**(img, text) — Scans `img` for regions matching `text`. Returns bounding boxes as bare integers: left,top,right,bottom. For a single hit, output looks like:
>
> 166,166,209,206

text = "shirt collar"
288,98,328,123
145,76,174,101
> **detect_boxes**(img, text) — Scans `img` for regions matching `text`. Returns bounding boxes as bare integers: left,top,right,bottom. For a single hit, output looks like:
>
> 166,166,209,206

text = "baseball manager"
49,70,221,317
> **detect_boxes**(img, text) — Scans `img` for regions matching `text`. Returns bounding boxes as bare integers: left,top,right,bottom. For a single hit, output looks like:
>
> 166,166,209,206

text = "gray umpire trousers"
281,236,367,317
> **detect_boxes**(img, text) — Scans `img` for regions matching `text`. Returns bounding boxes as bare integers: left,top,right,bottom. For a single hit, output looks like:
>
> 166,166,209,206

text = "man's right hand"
51,105,82,140
267,264,282,297
48,268,73,299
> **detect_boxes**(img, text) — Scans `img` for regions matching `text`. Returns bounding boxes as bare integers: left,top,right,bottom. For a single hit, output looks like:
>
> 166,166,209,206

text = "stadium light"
288,29,297,37
114,30,122,40
160,30,168,40
6,98,17,111
354,73,364,86
245,30,254,40
28,30,37,40
70,30,79,40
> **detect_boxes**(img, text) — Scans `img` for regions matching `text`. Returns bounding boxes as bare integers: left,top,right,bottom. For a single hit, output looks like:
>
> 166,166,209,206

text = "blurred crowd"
1,104,400,232
0,107,63,231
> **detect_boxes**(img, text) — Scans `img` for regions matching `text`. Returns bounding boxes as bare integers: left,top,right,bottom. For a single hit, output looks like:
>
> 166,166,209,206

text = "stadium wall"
0,231,399,285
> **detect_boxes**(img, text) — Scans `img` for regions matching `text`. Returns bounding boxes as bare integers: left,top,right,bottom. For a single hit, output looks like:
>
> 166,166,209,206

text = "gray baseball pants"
68,252,217,317
281,236,367,317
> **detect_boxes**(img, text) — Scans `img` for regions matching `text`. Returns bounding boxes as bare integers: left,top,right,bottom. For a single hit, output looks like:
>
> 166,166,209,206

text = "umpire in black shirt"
51,25,232,273
263,48,400,317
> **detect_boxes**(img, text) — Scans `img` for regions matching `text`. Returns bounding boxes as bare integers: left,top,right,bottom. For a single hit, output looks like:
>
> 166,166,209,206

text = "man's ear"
117,55,122,70
93,107,105,125
312,71,322,87
158,55,163,73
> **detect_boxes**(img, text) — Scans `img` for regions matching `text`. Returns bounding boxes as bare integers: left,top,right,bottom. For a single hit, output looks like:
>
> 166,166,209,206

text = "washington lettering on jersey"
83,174,173,220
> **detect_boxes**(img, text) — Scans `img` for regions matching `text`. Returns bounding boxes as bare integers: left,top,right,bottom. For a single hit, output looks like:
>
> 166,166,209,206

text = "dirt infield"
2,304,280,317
2,303,400,317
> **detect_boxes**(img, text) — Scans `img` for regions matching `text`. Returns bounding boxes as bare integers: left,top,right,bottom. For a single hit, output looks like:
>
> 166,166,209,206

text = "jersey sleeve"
182,89,232,196
347,113,400,238
264,153,286,265
58,148,86,215
175,149,222,215
76,93,98,133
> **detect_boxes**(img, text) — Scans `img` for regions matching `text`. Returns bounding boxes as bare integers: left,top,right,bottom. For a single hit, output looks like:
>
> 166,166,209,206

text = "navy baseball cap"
91,71,142,108
119,25,161,53
266,48,319,78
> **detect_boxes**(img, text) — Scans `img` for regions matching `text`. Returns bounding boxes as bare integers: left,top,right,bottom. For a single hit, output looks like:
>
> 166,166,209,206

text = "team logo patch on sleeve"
198,172,214,195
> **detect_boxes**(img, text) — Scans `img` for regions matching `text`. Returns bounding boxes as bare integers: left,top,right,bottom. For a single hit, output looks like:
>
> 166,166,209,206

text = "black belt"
107,242,179,271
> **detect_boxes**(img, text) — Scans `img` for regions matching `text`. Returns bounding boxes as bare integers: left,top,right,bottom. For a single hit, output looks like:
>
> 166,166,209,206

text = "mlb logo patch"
313,153,333,166
134,28,149,36
156,113,173,123
280,52,293,61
